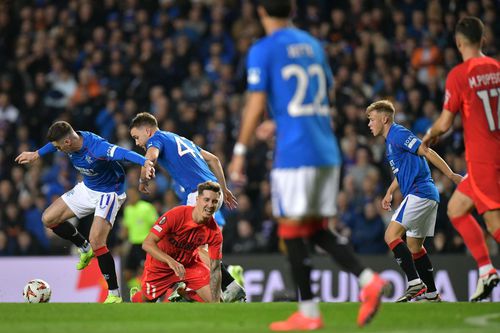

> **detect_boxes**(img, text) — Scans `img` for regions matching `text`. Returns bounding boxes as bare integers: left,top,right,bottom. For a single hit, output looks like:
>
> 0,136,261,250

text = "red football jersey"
443,56,500,164
146,206,222,269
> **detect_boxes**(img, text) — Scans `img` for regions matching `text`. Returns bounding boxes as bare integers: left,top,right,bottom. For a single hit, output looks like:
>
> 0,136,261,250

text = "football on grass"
23,279,51,303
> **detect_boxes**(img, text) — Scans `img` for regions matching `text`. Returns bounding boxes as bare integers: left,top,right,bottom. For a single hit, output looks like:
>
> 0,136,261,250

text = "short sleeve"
247,43,269,92
150,212,172,239
394,127,421,154
443,69,461,114
146,136,164,152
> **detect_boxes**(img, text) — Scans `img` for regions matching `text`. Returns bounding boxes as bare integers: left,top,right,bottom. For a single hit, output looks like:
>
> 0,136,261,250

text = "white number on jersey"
281,64,329,117
477,88,500,131
175,136,200,158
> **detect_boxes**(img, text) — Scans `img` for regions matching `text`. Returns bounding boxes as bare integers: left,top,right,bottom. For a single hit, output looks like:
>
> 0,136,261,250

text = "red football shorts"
141,258,210,301
457,162,500,215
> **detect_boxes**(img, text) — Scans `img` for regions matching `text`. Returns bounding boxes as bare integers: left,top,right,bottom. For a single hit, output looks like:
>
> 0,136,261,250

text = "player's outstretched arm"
142,233,185,279
201,149,238,209
209,258,222,303
422,110,455,148
417,146,463,185
15,143,56,164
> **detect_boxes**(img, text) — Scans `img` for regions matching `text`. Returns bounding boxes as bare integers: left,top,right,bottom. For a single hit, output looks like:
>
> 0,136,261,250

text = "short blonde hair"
366,100,396,117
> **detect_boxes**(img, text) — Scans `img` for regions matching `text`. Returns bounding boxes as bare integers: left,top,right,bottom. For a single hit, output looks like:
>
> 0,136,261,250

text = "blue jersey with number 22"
247,27,341,168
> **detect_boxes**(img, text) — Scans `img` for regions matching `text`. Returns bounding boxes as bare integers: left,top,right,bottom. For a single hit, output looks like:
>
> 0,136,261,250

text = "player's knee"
41,210,57,228
447,200,462,219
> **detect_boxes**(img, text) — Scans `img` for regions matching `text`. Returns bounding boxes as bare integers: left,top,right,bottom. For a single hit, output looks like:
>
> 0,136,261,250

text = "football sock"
310,228,364,276
298,300,321,318
226,281,242,294
284,238,313,301
221,262,236,291
95,246,119,291
389,239,419,282
413,248,437,293
51,221,87,248
479,264,495,277
450,215,491,267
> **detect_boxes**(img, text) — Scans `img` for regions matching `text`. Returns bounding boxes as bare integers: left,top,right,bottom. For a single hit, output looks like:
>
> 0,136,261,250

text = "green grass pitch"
1,303,500,333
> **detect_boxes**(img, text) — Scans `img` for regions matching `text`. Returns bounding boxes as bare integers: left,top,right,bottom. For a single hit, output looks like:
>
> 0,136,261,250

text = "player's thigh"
448,186,475,218
41,197,76,227
392,195,438,239
194,285,213,302
270,166,339,220
483,209,500,234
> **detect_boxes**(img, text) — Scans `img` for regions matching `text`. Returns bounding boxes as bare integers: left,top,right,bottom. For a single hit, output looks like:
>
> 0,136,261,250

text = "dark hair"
46,121,73,142
197,181,221,196
455,16,484,45
129,112,158,129
258,0,293,19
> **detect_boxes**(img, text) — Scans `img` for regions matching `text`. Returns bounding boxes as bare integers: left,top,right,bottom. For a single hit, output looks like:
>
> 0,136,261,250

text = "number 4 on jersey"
477,88,500,131
175,136,199,158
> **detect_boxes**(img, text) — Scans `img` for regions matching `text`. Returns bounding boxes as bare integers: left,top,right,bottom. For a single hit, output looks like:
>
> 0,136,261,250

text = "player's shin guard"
450,215,492,267
50,221,87,248
389,239,419,282
95,246,119,291
284,238,313,301
413,248,437,293
311,228,364,276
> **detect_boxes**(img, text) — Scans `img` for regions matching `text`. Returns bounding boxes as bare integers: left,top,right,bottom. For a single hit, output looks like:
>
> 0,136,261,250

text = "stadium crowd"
0,0,499,259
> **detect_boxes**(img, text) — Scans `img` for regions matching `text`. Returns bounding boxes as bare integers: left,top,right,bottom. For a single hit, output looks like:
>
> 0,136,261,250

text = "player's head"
46,121,79,153
455,16,484,51
195,181,221,220
129,112,158,150
257,0,293,22
366,100,395,137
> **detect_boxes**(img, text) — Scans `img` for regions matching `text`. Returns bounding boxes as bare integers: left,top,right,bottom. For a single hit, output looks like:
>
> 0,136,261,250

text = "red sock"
493,229,500,243
450,215,491,267
131,290,145,303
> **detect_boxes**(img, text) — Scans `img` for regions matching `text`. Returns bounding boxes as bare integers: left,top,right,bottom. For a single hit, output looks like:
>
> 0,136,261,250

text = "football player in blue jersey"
129,112,245,302
229,0,389,329
15,121,155,303
366,100,463,302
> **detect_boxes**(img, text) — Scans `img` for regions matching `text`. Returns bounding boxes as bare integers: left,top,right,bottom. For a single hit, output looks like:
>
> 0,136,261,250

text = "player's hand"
450,173,463,185
138,180,150,194
256,120,276,141
15,151,39,164
167,259,185,279
422,131,439,149
228,154,247,186
223,188,238,210
381,193,393,211
143,160,155,180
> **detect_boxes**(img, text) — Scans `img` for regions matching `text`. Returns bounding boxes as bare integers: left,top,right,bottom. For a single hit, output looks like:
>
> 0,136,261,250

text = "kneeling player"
130,181,223,303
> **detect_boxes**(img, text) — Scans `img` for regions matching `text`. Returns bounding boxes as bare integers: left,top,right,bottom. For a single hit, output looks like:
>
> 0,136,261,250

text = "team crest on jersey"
158,216,166,225
247,68,261,85
85,155,95,164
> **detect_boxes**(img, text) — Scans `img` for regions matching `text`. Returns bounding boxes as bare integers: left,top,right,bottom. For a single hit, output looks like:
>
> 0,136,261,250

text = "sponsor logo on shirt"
74,166,97,176
405,136,417,149
106,145,118,158
247,68,261,85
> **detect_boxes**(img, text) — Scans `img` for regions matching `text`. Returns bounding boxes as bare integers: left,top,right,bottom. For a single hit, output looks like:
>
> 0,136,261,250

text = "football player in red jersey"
423,16,500,302
130,181,223,303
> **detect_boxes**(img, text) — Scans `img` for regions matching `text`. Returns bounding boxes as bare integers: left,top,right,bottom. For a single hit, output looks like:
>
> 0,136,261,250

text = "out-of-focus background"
0,0,499,302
